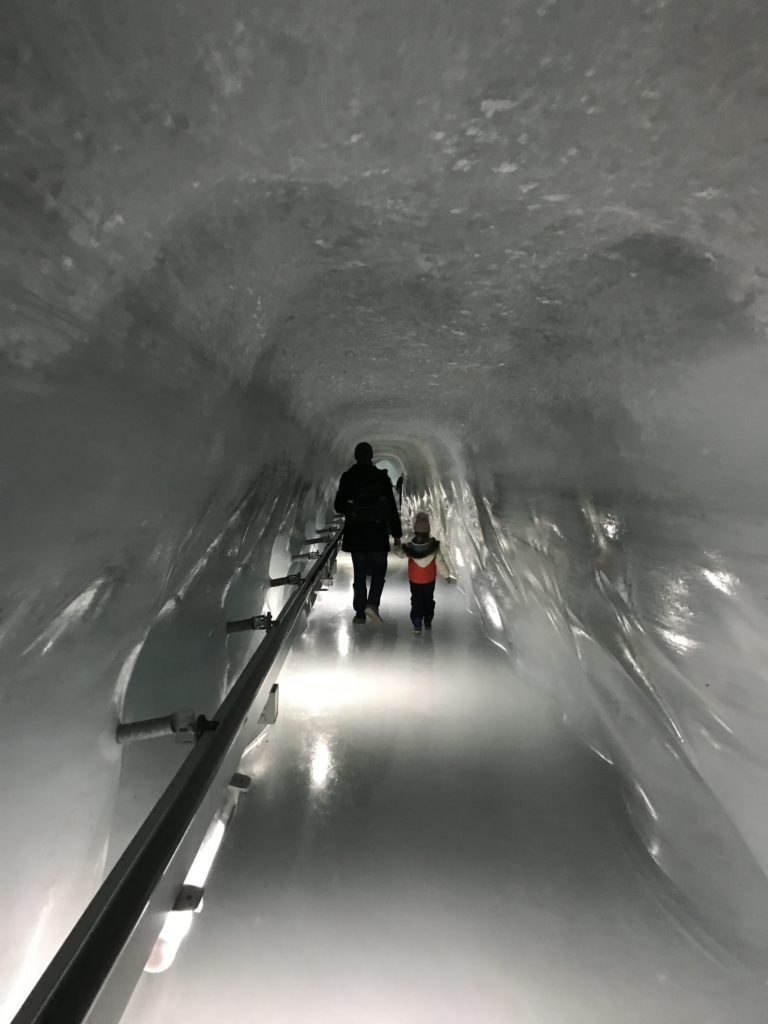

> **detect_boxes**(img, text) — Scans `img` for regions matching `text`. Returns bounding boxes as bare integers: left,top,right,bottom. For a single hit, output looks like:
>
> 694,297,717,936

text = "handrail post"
117,713,183,745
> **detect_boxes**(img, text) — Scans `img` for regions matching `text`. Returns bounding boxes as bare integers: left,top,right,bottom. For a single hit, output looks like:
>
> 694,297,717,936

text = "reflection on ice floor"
124,554,766,1024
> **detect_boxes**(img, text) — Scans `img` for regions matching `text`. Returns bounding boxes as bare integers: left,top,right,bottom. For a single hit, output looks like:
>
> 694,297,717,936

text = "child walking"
401,511,456,634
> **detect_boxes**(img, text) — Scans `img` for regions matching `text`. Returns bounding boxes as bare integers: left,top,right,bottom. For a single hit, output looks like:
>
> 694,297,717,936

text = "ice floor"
123,554,766,1024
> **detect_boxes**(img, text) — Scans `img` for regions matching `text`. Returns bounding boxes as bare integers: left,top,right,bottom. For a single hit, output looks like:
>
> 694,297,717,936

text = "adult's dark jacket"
334,463,403,553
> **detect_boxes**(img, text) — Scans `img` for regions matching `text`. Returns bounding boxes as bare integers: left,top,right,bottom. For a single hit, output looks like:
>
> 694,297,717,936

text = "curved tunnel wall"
427,474,768,969
3,0,768,1014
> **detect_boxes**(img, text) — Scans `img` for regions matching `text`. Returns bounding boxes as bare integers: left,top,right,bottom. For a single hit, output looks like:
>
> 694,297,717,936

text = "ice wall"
0,359,337,1021
4,0,768,1013
1,11,358,1010
413,464,768,973
2,95,348,1009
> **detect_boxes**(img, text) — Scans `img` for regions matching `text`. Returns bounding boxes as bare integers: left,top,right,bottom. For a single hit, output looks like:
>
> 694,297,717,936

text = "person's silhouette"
334,442,403,624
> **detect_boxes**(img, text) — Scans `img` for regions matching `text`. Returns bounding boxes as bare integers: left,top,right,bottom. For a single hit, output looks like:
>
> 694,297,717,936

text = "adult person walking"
334,442,403,624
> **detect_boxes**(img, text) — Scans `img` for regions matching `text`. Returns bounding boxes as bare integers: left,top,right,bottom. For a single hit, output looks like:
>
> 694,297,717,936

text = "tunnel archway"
4,0,768,1019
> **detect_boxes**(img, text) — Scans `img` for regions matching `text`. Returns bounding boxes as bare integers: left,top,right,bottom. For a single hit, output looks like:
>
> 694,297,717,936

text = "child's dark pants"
410,580,436,627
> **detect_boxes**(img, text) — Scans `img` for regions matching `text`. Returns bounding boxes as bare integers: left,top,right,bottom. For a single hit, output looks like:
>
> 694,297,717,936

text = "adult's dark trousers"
351,551,388,614
410,580,436,626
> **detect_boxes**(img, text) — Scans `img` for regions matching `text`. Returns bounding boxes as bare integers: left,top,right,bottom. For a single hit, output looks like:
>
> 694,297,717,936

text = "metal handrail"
13,527,344,1024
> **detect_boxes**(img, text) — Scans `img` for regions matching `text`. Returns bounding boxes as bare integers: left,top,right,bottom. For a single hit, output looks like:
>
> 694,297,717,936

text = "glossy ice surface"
5,2,768,1014
123,555,766,1023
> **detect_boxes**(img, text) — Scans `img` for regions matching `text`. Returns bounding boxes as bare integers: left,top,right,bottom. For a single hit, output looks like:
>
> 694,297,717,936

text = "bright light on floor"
310,737,333,789
145,818,227,974
336,624,350,658
185,819,226,889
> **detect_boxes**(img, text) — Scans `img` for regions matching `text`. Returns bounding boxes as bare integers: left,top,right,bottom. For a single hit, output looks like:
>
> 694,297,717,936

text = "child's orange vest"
408,556,438,584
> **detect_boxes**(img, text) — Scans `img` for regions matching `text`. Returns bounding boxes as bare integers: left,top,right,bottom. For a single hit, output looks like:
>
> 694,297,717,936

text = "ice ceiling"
6,0,768,492
2,0,768,1016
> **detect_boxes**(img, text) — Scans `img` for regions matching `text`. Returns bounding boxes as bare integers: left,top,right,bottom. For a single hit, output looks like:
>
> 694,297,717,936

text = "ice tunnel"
2,1,768,1021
